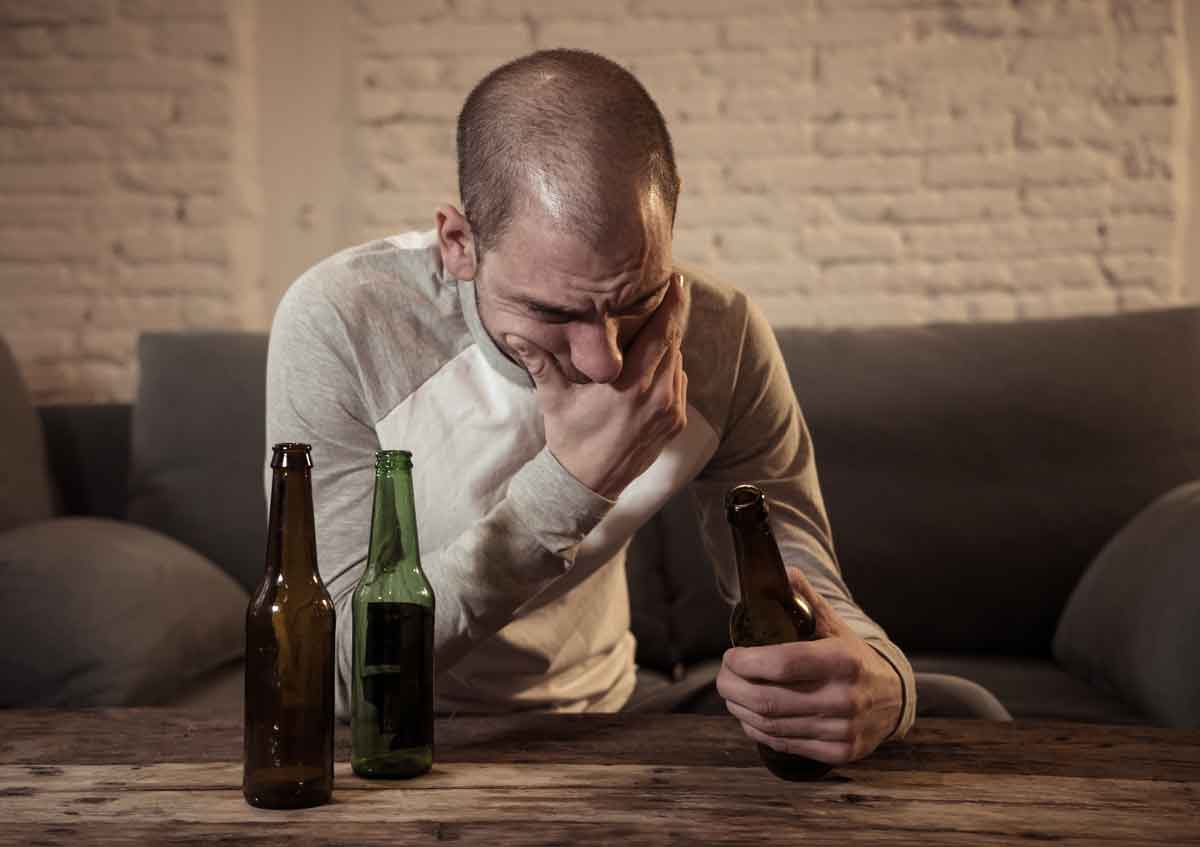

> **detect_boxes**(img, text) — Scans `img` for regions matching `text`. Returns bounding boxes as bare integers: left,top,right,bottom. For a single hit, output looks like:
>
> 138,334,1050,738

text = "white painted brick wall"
0,0,1187,402
0,0,259,402
352,0,1184,339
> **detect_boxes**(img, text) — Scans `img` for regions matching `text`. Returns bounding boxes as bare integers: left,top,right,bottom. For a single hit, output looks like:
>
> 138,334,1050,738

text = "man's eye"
529,307,572,323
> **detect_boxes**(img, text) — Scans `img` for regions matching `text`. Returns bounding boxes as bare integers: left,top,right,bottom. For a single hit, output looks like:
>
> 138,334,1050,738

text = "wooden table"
1,710,1197,845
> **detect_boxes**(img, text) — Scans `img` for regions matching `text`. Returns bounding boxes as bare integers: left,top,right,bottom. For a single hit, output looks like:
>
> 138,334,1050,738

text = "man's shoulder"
268,231,472,422
677,263,788,426
276,230,458,329
677,262,755,344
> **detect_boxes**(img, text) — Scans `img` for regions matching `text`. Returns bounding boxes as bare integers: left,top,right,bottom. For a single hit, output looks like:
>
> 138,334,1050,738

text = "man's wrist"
508,448,616,557
865,641,910,741
546,446,620,501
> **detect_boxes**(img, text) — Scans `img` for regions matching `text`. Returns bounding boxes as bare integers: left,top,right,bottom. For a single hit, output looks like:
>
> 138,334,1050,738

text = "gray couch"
3,306,1199,728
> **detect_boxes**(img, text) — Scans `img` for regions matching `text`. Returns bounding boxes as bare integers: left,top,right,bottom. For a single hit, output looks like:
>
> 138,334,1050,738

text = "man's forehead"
497,210,661,277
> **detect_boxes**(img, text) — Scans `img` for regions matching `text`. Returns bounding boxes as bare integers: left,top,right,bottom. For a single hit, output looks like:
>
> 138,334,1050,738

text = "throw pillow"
0,517,248,707
1053,480,1200,729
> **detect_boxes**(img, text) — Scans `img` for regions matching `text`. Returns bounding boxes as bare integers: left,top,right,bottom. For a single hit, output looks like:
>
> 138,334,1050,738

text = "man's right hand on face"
510,274,690,501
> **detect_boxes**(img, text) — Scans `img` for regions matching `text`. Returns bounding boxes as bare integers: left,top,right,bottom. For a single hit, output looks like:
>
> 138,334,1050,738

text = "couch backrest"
632,305,1200,666
99,307,1200,661
127,333,269,593
39,404,132,521
784,306,1200,655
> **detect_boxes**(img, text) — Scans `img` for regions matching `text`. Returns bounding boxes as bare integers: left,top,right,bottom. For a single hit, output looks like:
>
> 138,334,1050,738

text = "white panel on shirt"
374,343,720,711
386,230,440,251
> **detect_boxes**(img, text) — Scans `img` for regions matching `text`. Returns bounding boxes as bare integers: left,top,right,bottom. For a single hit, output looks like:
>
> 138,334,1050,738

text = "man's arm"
691,292,916,757
265,280,614,720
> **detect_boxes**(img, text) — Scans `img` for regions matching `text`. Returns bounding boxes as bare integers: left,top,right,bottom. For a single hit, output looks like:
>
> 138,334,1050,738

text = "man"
267,49,915,765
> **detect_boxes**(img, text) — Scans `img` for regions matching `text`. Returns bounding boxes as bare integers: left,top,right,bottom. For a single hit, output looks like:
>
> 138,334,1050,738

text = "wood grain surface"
0,710,1196,846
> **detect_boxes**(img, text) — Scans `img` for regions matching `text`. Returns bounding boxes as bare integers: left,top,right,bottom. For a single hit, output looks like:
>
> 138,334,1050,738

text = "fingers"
717,661,854,720
725,699,852,744
509,338,568,396
723,639,866,686
717,658,865,765
736,720,862,767
675,349,688,419
621,273,687,388
648,341,687,436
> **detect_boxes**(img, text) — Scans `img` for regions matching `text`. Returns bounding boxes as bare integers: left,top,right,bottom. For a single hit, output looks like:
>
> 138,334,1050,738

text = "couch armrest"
1053,480,1200,729
37,404,132,520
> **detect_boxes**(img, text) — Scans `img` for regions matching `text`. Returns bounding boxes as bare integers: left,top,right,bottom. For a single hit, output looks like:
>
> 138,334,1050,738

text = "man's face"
474,190,674,385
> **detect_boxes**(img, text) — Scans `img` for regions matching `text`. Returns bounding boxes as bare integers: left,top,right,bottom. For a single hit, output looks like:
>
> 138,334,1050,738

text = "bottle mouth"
375,449,413,472
271,442,312,469
725,483,768,523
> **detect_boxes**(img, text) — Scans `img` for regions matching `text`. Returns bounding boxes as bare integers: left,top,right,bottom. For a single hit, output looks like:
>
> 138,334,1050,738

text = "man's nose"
569,318,623,384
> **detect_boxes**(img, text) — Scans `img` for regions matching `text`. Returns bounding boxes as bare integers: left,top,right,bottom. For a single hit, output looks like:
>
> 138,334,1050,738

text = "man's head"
457,48,679,255
437,49,682,385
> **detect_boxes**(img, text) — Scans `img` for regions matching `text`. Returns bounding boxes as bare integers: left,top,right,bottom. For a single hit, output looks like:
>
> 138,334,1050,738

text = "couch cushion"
910,654,1146,724
777,306,1200,655
0,517,248,707
624,505,678,674
167,658,244,719
627,489,735,676
127,333,269,593
913,672,1012,720
0,335,56,533
1053,480,1200,729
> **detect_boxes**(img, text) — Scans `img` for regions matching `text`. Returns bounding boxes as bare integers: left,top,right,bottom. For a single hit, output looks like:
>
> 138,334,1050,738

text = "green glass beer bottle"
351,450,435,779
243,443,335,809
726,483,832,781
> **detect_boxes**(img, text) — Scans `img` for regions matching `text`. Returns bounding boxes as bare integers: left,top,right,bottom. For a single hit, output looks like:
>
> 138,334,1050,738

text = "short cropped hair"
456,49,680,254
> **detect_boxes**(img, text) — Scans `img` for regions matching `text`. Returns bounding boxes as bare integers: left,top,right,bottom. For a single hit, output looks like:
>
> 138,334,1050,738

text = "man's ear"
437,204,478,281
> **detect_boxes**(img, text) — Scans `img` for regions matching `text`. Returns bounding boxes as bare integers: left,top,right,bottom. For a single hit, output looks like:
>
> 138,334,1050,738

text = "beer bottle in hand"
351,450,435,779
726,483,832,781
244,443,336,808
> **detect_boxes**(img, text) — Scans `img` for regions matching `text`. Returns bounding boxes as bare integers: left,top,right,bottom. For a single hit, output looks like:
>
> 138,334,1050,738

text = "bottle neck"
364,467,423,579
730,516,793,602
265,465,319,582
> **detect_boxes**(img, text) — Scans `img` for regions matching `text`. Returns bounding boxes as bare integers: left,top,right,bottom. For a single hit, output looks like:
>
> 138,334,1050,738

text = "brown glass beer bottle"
726,483,832,781
244,443,336,808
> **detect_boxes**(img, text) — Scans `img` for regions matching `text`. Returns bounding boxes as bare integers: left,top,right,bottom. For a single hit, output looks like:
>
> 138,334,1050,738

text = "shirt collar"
454,273,534,389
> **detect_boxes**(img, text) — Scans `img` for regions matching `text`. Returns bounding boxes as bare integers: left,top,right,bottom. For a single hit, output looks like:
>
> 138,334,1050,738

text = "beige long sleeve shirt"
265,229,916,738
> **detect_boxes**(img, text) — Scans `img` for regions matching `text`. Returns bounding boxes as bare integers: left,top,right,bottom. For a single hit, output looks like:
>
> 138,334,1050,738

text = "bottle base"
352,747,433,780
758,743,833,781
243,765,332,809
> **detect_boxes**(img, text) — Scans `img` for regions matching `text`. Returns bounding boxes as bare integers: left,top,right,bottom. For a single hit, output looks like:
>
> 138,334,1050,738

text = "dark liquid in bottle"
243,646,334,808
354,601,434,776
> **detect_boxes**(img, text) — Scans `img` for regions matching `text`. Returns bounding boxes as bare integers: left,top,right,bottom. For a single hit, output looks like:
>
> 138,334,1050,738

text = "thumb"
786,565,850,640
509,339,567,394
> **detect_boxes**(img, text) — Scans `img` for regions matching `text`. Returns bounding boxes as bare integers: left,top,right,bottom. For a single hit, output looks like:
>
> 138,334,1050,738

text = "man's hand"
510,274,689,500
717,566,904,765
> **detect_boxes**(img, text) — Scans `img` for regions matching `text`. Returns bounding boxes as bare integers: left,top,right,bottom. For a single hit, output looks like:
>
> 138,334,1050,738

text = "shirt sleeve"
690,294,916,740
265,279,614,721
